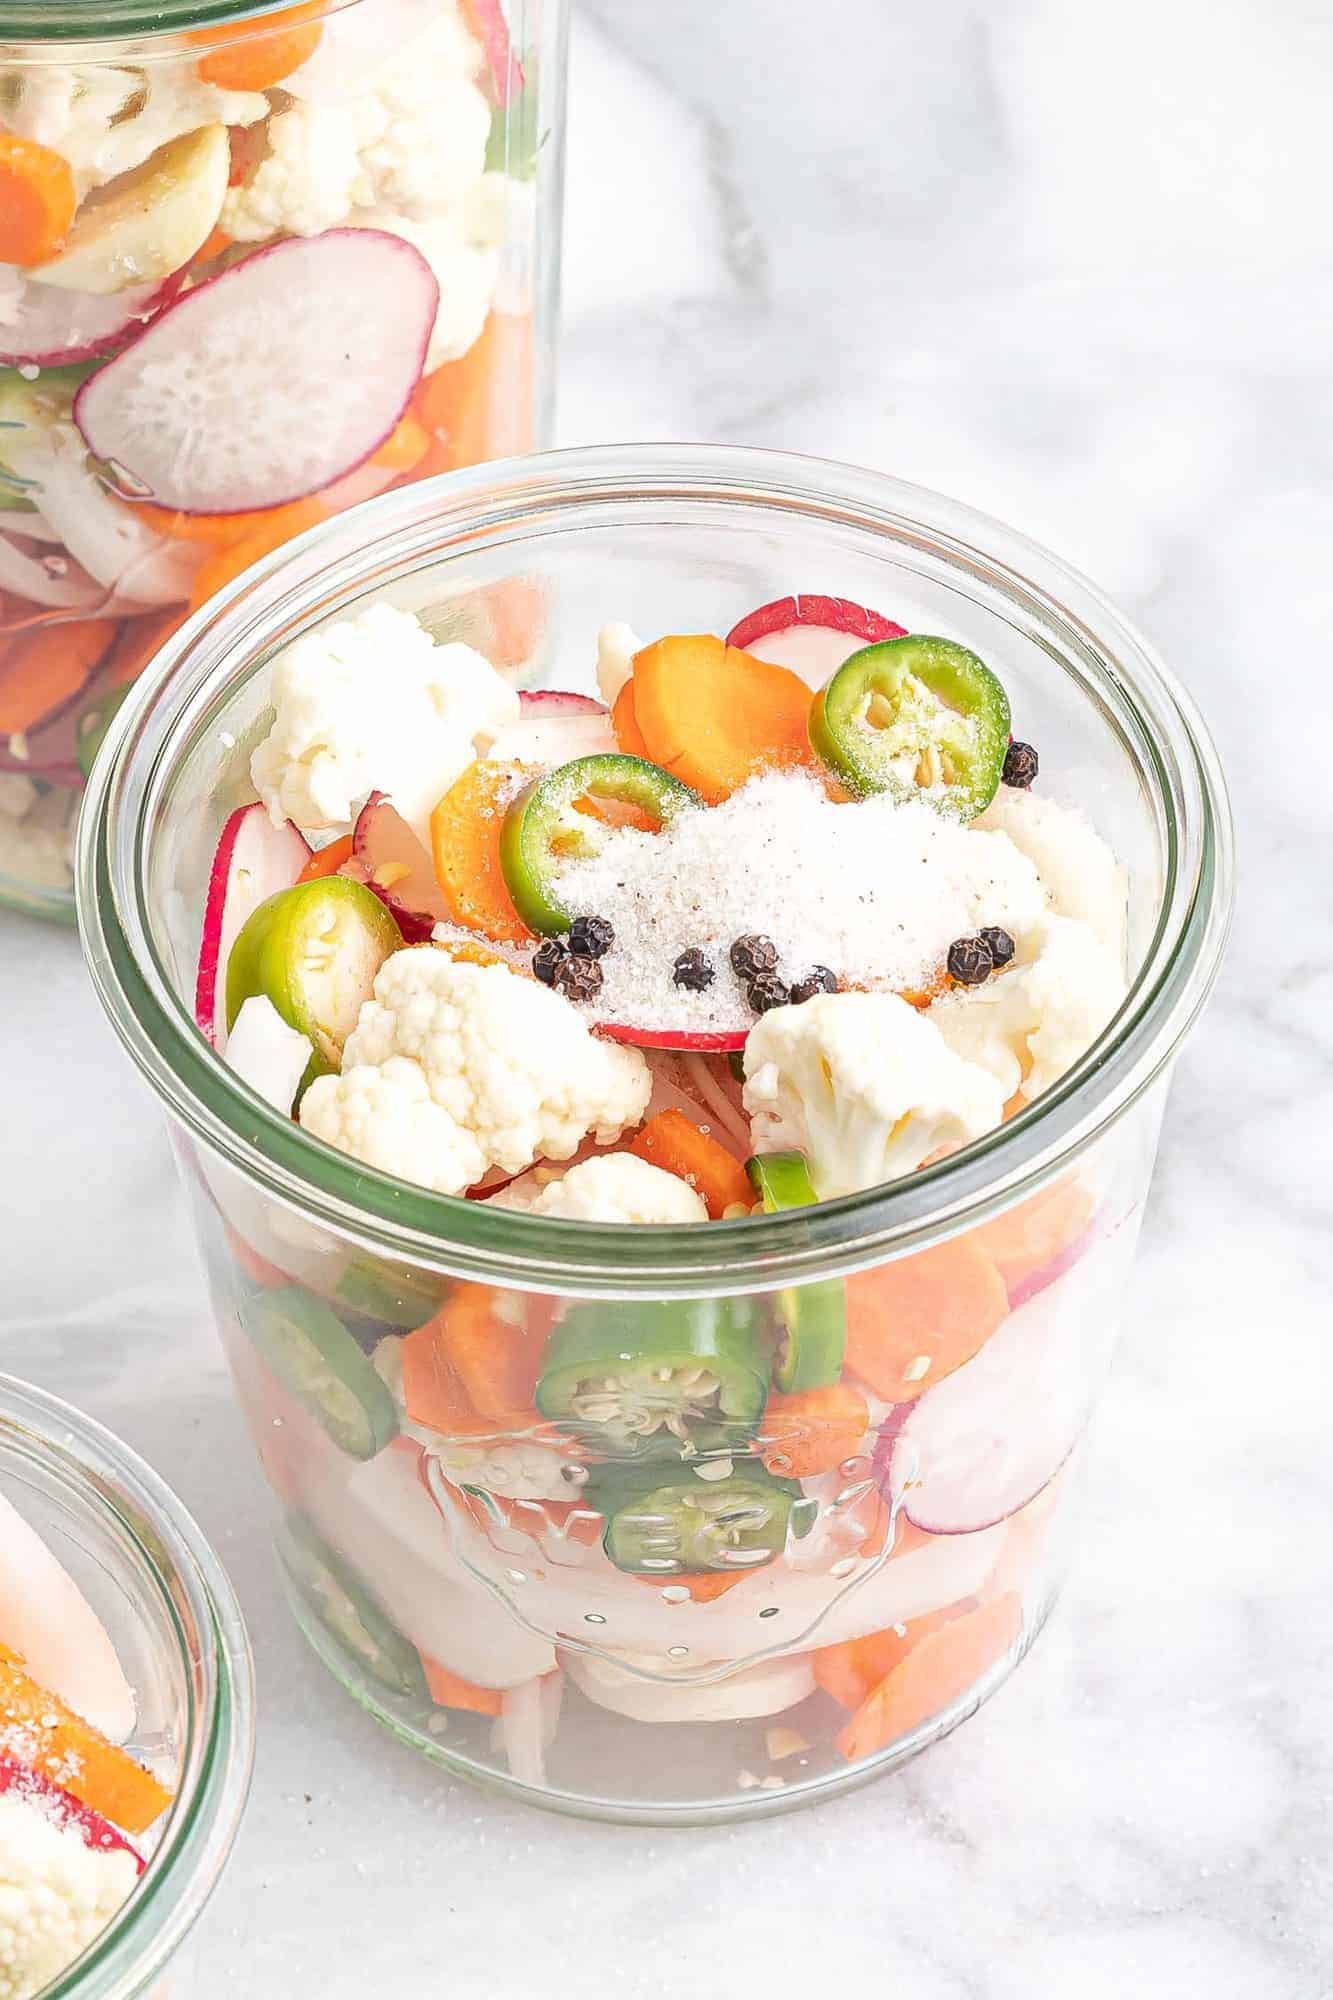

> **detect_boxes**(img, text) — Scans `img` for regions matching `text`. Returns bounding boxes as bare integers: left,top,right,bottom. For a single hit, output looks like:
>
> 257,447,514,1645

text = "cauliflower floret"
357,66,491,220
0,1791,138,2000
367,212,498,368
250,601,518,843
743,991,1005,1201
931,915,1128,1103
426,1436,583,1501
594,623,642,707
976,786,1127,964
2,63,267,196
300,1054,488,1194
486,1153,709,1225
221,95,384,242
301,952,651,1191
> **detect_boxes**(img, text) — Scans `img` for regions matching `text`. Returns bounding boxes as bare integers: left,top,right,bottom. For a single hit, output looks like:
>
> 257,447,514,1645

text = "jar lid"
0,0,315,43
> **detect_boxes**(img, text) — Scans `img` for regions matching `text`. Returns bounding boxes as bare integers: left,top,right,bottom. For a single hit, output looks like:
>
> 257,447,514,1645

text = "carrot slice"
0,134,78,267
415,309,535,472
626,1109,751,1218
0,618,118,734
134,493,333,549
814,1598,971,1711
611,677,649,757
187,499,328,610
844,1237,1008,1403
401,1313,491,1438
104,609,188,689
834,1593,1024,1761
429,758,537,945
296,833,354,885
0,1650,173,1833
474,577,545,671
195,2,326,89
629,1570,745,1603
420,1655,503,1716
630,634,819,803
970,1178,1094,1298
403,1284,542,1431
224,1223,291,1289
760,1382,870,1479
371,410,432,476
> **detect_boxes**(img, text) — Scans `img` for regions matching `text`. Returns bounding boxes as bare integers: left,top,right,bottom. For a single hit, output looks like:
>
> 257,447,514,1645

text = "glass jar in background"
77,446,1233,1821
0,1372,253,1996
0,0,567,921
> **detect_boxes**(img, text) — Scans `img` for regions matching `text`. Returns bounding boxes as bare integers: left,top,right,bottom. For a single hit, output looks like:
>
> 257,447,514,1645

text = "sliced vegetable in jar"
240,1286,398,1460
746,1152,847,1390
335,1256,448,1333
282,1513,427,1699
500,752,701,936
534,1298,771,1459
809,635,1011,820
76,682,133,782
589,1458,814,1577
224,875,401,1077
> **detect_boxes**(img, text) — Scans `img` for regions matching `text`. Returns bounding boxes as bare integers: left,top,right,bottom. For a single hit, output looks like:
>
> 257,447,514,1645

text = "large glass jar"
0,0,566,921
0,1371,253,1996
77,445,1233,1822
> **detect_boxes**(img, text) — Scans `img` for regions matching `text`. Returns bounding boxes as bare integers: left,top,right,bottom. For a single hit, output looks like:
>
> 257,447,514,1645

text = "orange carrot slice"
420,1655,503,1716
224,1223,291,1289
813,1597,971,1711
187,499,328,610
0,1650,173,1833
195,2,326,89
0,618,118,734
429,758,537,945
403,1284,542,1430
611,677,649,757
760,1382,870,1479
401,1316,489,1438
415,309,535,472
626,1109,751,1218
844,1237,1008,1403
134,493,332,549
371,410,432,476
0,135,78,267
834,1593,1024,1761
630,634,819,803
296,833,354,885
970,1177,1094,1298
474,577,545,671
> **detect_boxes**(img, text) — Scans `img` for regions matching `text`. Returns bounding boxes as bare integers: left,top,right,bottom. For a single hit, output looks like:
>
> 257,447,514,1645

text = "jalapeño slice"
240,1286,398,1461
746,1151,847,1391
589,1458,815,1577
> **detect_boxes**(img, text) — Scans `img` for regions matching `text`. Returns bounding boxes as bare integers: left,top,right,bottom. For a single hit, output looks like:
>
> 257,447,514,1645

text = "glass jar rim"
78,443,1234,1297
0,0,349,44
0,1373,254,1999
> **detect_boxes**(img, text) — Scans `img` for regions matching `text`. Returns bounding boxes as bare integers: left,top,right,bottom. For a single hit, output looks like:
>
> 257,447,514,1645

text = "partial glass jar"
0,1371,253,1997
0,0,566,921
77,445,1233,1822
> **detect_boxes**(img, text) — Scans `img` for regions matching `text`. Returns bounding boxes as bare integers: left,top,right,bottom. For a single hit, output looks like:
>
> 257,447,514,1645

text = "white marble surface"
3,0,1332,1992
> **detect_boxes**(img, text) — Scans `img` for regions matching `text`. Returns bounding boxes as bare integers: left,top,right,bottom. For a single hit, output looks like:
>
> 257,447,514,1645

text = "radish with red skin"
725,594,908,689
1007,1218,1098,1309
0,1756,144,1868
464,0,526,105
0,274,175,370
0,1489,137,1744
595,1022,748,1054
517,690,604,716
196,802,310,1049
74,231,439,517
489,692,615,768
342,789,450,942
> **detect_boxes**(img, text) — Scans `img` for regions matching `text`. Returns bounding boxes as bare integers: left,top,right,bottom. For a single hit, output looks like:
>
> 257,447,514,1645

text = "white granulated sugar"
555,771,1051,1033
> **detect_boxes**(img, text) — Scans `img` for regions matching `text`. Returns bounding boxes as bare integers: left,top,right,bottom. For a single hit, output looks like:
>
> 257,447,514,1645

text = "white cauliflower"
250,602,518,844
300,952,651,1192
594,622,642,707
220,94,383,242
743,991,1006,1200
931,915,1128,1103
364,212,498,369
977,786,1127,964
486,1152,709,1225
0,1791,138,2000
0,62,267,196
424,1436,583,1501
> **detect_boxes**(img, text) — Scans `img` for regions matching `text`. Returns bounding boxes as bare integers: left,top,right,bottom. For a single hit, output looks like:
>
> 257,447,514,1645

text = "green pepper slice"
499,752,701,936
590,1458,815,1576
240,1286,398,1460
534,1297,771,1459
747,1152,847,1391
282,1513,427,1698
335,1256,448,1332
76,683,132,782
809,634,1011,820
225,876,401,1076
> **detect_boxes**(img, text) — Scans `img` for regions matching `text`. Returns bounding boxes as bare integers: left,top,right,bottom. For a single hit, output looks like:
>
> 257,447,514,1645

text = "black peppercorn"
553,952,604,1003
747,971,791,1014
532,937,568,986
672,948,716,991
730,933,779,980
568,913,615,959
789,965,839,1004
1002,740,1039,789
946,935,994,986
979,926,1016,969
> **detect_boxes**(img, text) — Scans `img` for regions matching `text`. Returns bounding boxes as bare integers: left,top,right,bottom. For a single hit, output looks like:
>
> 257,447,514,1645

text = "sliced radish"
518,690,605,716
463,0,526,105
0,1756,144,1868
224,994,314,1114
74,231,439,516
342,790,448,943
6,430,201,606
596,1022,748,1054
0,274,173,369
561,1645,814,1724
196,802,310,1049
888,1273,1108,1535
488,692,615,769
0,1490,137,1744
725,594,908,689
1008,1219,1098,1309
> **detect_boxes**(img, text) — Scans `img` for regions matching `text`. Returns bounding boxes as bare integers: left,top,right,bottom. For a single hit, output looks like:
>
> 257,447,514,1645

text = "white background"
4,0,1332,1992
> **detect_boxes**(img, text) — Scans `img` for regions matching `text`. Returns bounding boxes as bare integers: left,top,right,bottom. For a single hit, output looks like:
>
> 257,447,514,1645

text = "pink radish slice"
467,0,526,105
196,802,311,1049
596,1022,748,1054
0,274,173,369
725,594,907,689
1008,1219,1098,1310
0,1490,137,1744
343,790,447,943
0,756,82,789
518,690,604,715
488,695,615,768
0,1757,144,1868
888,1280,1098,1535
74,231,439,516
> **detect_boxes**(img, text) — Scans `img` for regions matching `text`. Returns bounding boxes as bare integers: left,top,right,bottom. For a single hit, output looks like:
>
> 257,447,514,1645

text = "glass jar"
77,444,1233,1823
0,0,566,922
0,1371,253,1996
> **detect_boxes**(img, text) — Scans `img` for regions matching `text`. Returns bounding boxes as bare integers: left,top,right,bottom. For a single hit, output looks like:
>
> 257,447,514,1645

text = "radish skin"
196,802,311,1048
726,595,907,689
0,1490,137,1743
